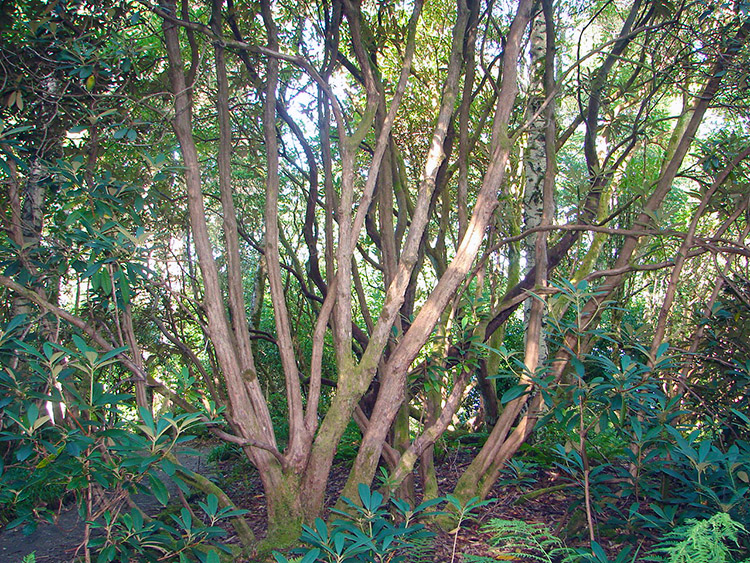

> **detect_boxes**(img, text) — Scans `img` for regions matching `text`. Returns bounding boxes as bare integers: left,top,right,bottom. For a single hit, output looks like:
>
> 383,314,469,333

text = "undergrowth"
462,512,749,563
646,512,750,563
462,519,574,562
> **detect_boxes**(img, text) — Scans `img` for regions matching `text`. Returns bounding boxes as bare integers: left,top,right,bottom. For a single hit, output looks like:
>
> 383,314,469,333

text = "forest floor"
0,441,635,562
214,444,636,562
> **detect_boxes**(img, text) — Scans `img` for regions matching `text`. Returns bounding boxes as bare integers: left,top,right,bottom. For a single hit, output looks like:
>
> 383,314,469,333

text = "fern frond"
467,519,574,563
398,535,435,563
648,512,748,563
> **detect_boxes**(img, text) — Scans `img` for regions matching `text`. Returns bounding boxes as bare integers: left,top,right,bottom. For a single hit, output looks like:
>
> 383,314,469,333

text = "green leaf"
26,403,39,427
300,549,321,563
16,443,33,461
160,457,176,476
412,497,444,514
358,483,372,507
172,474,190,495
180,507,192,530
3,314,27,336
697,440,711,463
148,473,169,506
731,408,750,427
139,406,155,436
444,494,462,510
115,269,131,304
72,334,95,356
96,545,116,563
571,357,586,380
501,384,529,405
66,440,83,456
200,494,219,516
98,346,129,363
655,342,669,359
591,540,608,561
466,498,496,511
82,260,103,279
314,518,328,542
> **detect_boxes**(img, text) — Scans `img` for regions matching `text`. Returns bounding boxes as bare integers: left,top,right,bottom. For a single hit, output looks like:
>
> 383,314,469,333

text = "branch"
206,425,288,469
0,275,148,382
142,0,349,140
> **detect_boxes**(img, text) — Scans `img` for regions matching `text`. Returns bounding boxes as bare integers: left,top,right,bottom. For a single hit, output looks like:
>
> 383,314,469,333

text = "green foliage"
400,536,436,563
528,282,750,538
89,494,245,563
0,317,240,561
442,429,489,451
463,520,642,563
272,484,440,563
501,459,540,491
461,514,750,563
334,421,363,463
443,495,496,563
690,284,750,441
646,513,750,563
444,494,495,530
207,442,242,464
462,519,574,563
566,541,641,563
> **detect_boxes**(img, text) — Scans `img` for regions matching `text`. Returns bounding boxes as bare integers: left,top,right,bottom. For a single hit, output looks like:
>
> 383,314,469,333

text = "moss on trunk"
258,475,305,553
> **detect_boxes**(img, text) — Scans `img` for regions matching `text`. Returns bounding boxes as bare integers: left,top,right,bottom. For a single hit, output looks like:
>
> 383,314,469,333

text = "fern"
21,554,36,563
463,519,574,563
647,512,749,563
399,535,435,563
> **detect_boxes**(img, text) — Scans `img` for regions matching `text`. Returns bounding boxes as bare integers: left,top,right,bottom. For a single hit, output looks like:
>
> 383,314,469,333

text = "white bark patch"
522,14,551,363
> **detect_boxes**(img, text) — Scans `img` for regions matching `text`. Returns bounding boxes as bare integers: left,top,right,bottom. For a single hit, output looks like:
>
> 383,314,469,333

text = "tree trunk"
341,0,534,500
